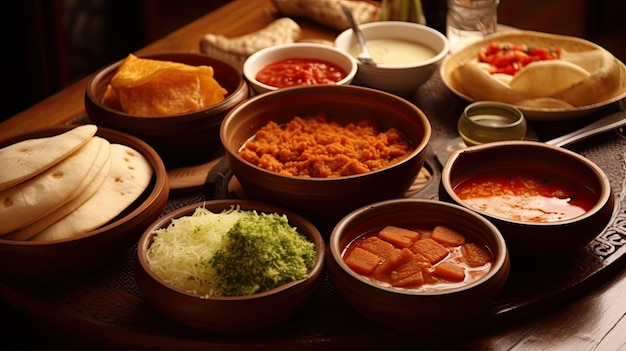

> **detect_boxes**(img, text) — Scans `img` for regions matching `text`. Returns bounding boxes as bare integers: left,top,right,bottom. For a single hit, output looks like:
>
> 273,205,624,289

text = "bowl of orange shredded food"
220,84,432,231
85,52,249,167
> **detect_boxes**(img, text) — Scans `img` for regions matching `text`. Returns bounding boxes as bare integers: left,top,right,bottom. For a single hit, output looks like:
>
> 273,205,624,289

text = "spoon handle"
340,3,376,65
545,110,626,147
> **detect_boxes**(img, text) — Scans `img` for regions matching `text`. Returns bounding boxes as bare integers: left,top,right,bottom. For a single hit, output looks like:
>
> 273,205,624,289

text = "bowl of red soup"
243,42,358,94
326,198,510,332
439,141,615,257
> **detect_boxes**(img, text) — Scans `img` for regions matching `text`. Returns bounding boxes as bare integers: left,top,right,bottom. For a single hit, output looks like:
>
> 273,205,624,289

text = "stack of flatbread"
0,124,153,241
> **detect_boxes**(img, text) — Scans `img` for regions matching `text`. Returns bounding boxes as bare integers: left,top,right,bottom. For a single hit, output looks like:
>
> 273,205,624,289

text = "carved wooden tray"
2,74,626,349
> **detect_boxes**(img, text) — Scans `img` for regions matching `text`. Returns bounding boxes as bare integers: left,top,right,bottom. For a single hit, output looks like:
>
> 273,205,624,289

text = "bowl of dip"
335,21,449,97
243,42,358,95
439,140,615,257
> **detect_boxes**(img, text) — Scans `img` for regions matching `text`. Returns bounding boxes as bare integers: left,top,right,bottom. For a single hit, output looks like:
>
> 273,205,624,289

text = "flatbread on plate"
443,31,625,113
30,143,153,241
509,60,590,98
0,136,105,235
3,137,112,241
0,124,97,191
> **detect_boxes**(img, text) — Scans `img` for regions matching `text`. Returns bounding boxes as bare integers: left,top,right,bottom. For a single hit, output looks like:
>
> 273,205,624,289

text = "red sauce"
478,42,561,75
453,170,596,223
255,58,347,88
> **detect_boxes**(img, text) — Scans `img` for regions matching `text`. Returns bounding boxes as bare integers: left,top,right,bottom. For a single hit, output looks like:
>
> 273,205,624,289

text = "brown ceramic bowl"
439,141,615,257
326,198,510,331
220,84,432,231
0,125,169,281
134,199,325,334
84,52,249,168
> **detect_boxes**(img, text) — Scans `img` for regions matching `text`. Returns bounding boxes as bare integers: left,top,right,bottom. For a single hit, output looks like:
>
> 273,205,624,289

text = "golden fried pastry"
103,54,227,116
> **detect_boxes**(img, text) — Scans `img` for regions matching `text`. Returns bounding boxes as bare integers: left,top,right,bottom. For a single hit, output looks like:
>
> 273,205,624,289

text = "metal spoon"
545,110,626,147
340,3,376,66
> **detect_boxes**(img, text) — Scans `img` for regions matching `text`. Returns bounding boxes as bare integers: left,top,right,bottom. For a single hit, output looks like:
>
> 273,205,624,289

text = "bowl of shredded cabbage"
134,199,325,334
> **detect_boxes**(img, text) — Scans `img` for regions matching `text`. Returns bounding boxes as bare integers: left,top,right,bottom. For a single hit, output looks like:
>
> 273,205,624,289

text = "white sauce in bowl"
349,39,437,65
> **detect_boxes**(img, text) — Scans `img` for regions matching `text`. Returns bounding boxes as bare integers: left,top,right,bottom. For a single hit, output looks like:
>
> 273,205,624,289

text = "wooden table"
3,1,626,349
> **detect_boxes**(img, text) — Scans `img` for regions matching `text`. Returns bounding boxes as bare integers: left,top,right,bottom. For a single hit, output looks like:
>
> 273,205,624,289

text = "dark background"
1,0,625,123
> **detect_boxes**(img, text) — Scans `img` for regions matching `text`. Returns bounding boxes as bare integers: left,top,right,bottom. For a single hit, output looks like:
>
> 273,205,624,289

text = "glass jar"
457,101,527,146
446,0,499,53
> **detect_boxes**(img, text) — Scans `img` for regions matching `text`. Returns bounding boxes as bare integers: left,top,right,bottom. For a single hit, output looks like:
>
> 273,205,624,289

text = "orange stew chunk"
391,259,425,288
344,247,381,275
434,262,466,282
462,243,493,268
343,225,494,291
431,225,466,247
379,226,421,248
410,238,449,264
359,236,396,259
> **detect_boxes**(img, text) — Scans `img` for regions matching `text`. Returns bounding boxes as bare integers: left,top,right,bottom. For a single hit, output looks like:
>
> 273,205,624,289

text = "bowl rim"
440,140,613,226
328,198,509,296
220,84,432,182
84,51,248,119
0,124,169,246
242,42,359,92
136,199,326,301
335,21,450,69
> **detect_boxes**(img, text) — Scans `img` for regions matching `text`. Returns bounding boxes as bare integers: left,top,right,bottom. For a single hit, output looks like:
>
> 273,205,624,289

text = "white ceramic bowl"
243,42,358,95
335,21,449,97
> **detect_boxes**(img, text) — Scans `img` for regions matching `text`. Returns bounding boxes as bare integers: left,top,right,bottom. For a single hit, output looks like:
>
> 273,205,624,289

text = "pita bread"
454,61,530,104
509,60,590,98
3,137,112,241
30,143,153,241
551,52,622,106
0,124,97,191
0,136,105,235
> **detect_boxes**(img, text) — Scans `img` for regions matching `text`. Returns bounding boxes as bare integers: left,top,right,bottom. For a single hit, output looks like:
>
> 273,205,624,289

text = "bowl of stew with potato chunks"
0,124,169,281
326,198,510,332
439,141,615,257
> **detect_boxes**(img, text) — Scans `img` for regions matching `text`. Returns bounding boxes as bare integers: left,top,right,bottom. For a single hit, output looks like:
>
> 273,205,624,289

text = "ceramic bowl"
84,52,249,168
134,199,326,334
335,21,449,97
220,84,432,231
439,141,615,257
0,125,169,281
326,198,510,331
243,42,358,95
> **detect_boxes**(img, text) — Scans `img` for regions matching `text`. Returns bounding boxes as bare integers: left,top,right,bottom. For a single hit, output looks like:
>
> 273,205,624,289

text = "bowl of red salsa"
439,140,615,257
243,42,357,94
